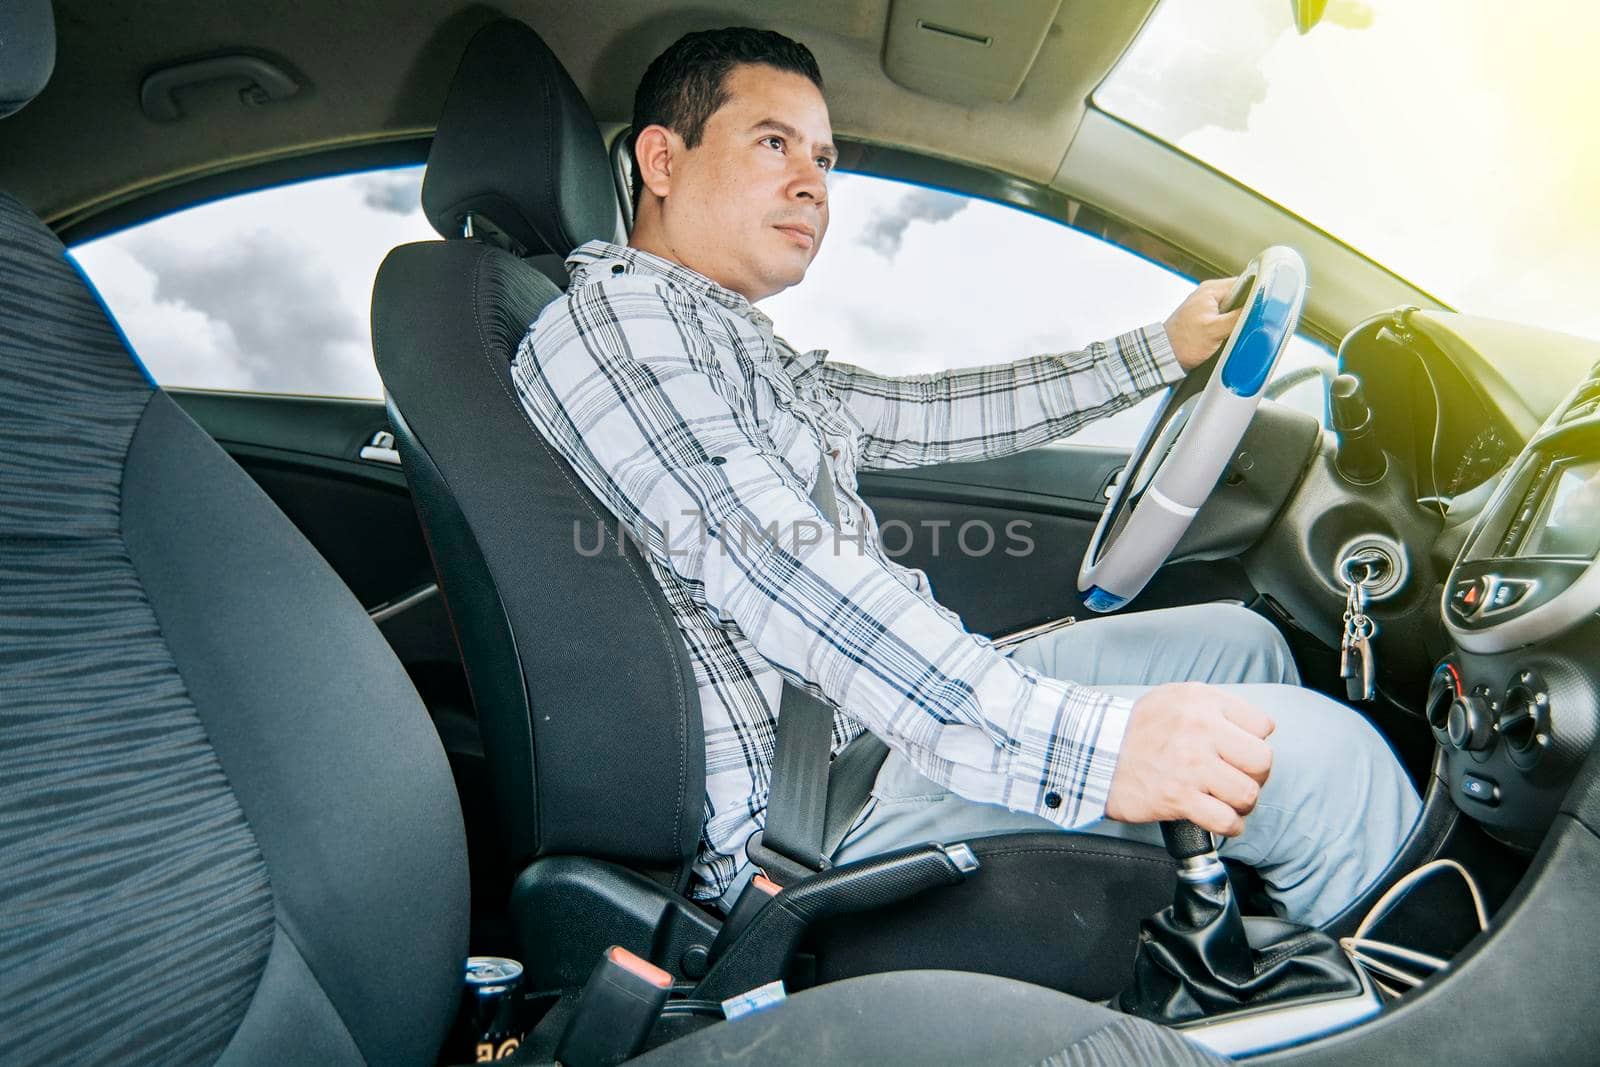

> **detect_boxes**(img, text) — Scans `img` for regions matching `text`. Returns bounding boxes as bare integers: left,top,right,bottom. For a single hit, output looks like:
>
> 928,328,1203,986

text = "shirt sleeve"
821,324,1185,470
512,276,1133,828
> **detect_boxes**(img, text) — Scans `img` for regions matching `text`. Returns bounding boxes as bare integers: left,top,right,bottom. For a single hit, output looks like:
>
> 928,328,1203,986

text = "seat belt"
754,454,886,884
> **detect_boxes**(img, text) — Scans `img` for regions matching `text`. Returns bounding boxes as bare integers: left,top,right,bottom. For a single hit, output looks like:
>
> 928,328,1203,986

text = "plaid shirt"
511,241,1185,898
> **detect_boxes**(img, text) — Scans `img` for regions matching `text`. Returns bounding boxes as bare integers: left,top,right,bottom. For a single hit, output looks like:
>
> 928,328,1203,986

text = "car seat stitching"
538,63,563,254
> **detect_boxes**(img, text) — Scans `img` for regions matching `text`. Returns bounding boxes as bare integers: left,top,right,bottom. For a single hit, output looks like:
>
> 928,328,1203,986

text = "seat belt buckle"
553,945,673,1067
745,829,827,888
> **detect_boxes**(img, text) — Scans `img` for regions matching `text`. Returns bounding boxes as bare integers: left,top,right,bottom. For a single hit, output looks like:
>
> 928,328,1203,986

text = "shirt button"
611,263,625,275
1044,791,1062,809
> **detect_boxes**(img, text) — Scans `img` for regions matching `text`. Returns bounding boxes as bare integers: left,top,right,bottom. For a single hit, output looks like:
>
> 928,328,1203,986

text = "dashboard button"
1451,579,1482,612
1485,578,1535,613
1461,773,1500,806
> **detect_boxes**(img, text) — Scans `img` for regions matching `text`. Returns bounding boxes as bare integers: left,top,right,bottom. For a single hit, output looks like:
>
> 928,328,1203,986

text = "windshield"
1098,0,1600,342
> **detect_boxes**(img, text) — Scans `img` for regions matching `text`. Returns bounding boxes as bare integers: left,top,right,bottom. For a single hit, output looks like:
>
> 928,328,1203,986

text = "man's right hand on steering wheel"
1105,684,1276,836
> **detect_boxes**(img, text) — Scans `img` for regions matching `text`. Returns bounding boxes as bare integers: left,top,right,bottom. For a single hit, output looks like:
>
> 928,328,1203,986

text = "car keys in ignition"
1338,554,1382,702
1343,614,1377,702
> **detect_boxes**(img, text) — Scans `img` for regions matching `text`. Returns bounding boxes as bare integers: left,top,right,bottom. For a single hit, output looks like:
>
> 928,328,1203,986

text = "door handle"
359,430,401,466
1102,465,1126,500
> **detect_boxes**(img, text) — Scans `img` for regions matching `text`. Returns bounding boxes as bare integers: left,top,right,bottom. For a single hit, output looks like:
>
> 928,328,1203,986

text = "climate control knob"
1447,694,1494,751
1500,669,1551,770
1424,663,1460,744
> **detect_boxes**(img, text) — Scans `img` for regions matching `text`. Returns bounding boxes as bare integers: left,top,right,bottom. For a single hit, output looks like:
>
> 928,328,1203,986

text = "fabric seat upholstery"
634,970,1227,1065
0,191,469,1065
0,7,468,1054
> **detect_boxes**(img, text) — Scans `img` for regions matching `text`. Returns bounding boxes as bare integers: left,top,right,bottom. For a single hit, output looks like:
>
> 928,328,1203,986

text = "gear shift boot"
1120,910,1363,1023
1119,821,1365,1025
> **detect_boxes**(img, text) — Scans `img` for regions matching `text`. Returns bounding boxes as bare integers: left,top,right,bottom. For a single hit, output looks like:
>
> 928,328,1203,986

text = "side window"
70,166,436,399
762,172,1331,445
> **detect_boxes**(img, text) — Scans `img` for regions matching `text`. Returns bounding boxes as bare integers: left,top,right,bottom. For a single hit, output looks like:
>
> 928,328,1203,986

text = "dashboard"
1336,309,1600,845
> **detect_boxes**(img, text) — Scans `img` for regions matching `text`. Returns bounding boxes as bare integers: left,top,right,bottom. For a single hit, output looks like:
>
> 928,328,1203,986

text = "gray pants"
832,603,1421,927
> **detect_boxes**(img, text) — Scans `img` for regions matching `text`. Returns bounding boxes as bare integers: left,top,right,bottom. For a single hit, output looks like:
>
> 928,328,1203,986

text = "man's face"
649,63,835,303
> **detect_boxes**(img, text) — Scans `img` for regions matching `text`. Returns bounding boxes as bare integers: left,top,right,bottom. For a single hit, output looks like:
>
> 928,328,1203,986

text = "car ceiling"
0,0,1157,228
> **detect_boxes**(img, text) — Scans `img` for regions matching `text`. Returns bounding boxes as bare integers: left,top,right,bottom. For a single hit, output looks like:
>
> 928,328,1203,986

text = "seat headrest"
0,0,56,120
422,19,621,256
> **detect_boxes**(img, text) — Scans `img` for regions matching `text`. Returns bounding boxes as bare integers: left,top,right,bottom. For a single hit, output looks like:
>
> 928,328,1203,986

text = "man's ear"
633,124,677,200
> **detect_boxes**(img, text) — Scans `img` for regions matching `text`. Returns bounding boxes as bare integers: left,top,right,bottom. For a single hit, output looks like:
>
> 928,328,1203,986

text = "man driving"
511,27,1419,925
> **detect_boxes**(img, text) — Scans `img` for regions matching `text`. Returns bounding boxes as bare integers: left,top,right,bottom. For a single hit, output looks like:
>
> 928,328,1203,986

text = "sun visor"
882,0,1062,105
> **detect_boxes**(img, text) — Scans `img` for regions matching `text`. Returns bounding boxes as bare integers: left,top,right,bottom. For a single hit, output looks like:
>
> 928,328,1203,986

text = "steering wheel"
1077,246,1308,613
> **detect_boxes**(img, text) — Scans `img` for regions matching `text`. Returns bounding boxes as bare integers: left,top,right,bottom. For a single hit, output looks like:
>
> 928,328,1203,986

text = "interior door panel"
170,392,423,596
860,442,1258,636
863,444,1125,520
172,390,463,663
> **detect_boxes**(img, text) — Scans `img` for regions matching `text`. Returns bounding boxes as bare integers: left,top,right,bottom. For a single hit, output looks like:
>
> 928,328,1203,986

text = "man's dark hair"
630,27,824,203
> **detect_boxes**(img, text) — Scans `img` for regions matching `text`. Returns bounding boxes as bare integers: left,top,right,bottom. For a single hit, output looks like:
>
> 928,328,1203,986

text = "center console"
1432,369,1600,842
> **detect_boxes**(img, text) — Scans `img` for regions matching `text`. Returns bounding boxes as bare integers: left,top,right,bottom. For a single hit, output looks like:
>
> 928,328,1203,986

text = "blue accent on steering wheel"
1219,259,1303,398
1081,585,1128,614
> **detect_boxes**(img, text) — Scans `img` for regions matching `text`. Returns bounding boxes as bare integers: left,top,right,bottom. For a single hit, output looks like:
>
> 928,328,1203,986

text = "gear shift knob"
1160,820,1215,864
1161,821,1228,901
